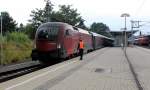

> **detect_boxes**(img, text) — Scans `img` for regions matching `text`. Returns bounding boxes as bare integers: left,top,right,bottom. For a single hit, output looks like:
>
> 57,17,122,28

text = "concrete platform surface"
126,46,150,90
1,47,149,90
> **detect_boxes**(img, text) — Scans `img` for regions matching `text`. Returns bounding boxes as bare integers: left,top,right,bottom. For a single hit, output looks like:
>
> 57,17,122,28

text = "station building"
110,30,138,47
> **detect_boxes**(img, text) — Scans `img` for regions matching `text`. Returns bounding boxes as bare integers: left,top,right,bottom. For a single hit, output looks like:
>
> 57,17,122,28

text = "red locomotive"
31,22,113,63
134,35,150,46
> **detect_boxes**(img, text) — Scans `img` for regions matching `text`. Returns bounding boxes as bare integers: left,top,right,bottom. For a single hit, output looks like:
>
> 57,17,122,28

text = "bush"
0,32,32,65
0,35,6,64
0,35,6,43
6,32,31,44
0,35,2,42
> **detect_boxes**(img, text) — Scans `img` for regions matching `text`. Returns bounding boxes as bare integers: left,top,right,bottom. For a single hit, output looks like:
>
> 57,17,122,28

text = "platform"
0,47,150,90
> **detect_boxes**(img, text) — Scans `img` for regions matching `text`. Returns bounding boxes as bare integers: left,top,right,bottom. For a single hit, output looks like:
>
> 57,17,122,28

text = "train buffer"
0,46,150,90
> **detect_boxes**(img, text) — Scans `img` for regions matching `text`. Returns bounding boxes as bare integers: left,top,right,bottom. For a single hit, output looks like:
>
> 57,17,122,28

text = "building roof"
110,30,138,37
110,30,138,33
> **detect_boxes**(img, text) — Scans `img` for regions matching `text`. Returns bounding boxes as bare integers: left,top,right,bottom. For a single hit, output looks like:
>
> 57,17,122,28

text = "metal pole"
125,16,127,47
0,12,3,64
47,2,50,22
121,13,130,48
125,16,126,30
131,21,134,46
45,0,52,22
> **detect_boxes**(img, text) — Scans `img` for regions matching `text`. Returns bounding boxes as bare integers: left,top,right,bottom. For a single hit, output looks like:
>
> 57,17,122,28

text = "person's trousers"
79,49,83,60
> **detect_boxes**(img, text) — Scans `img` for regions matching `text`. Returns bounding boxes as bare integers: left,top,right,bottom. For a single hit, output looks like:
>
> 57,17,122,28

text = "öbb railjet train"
31,22,114,63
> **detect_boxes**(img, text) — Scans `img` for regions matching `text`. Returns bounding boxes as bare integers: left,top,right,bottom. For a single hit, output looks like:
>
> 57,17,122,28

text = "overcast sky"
0,0,150,35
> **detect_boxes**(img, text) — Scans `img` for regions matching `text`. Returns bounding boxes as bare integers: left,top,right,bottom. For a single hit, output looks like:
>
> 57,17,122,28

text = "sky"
0,0,150,35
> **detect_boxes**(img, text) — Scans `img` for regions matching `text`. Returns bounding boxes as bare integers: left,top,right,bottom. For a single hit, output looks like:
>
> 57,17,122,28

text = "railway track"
0,63,46,83
0,60,61,83
0,54,82,83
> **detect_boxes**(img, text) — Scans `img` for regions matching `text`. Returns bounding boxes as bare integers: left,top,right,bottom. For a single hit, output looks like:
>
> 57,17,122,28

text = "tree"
28,1,53,39
0,12,17,34
29,2,84,38
29,8,46,29
44,0,54,22
56,5,82,26
24,24,35,39
90,22,112,37
17,23,25,32
76,19,88,30
29,1,54,37
29,1,54,28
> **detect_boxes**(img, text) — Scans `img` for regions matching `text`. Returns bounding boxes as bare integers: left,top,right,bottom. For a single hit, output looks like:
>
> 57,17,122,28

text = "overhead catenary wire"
131,0,149,36
134,0,147,16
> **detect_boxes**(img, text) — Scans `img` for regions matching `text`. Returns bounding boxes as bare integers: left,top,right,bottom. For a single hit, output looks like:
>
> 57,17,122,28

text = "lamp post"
131,20,134,46
0,12,3,64
121,13,130,47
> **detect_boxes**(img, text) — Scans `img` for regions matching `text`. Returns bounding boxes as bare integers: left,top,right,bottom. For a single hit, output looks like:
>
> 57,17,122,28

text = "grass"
0,32,32,65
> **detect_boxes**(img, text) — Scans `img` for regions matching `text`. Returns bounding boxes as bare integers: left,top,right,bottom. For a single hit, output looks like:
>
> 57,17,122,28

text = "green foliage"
0,34,2,42
0,35,6,44
0,12,17,34
28,2,84,39
29,8,46,29
90,22,112,37
6,32,31,44
44,1,54,22
0,32,32,65
29,1,54,29
55,5,82,26
29,3,83,28
17,23,25,32
28,1,54,39
76,19,89,30
2,42,32,64
24,24,35,39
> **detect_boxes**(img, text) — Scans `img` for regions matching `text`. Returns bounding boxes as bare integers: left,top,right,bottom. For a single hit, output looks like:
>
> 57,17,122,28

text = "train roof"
77,28,90,35
38,22,70,28
38,22,114,41
103,36,114,40
89,31,114,40
90,31,103,37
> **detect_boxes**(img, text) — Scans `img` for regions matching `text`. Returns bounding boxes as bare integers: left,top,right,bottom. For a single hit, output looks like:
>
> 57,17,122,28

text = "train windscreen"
37,25,59,41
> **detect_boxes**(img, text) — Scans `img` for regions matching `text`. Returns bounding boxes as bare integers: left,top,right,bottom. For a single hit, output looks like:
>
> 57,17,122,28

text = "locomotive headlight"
57,44,61,49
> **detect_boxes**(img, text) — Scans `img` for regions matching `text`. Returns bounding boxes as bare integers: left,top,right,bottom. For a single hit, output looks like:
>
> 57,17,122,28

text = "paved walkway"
127,46,150,90
1,47,148,90
45,47,137,90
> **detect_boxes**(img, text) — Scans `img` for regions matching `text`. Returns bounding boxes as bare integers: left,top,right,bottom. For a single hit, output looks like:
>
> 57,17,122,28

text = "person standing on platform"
78,39,84,60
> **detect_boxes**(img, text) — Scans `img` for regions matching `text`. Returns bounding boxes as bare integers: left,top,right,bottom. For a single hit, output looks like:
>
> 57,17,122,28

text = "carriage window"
47,26,59,36
37,25,59,41
38,30,49,39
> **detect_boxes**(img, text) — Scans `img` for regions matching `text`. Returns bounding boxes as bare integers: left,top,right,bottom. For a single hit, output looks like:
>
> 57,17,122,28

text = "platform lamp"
121,13,130,48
